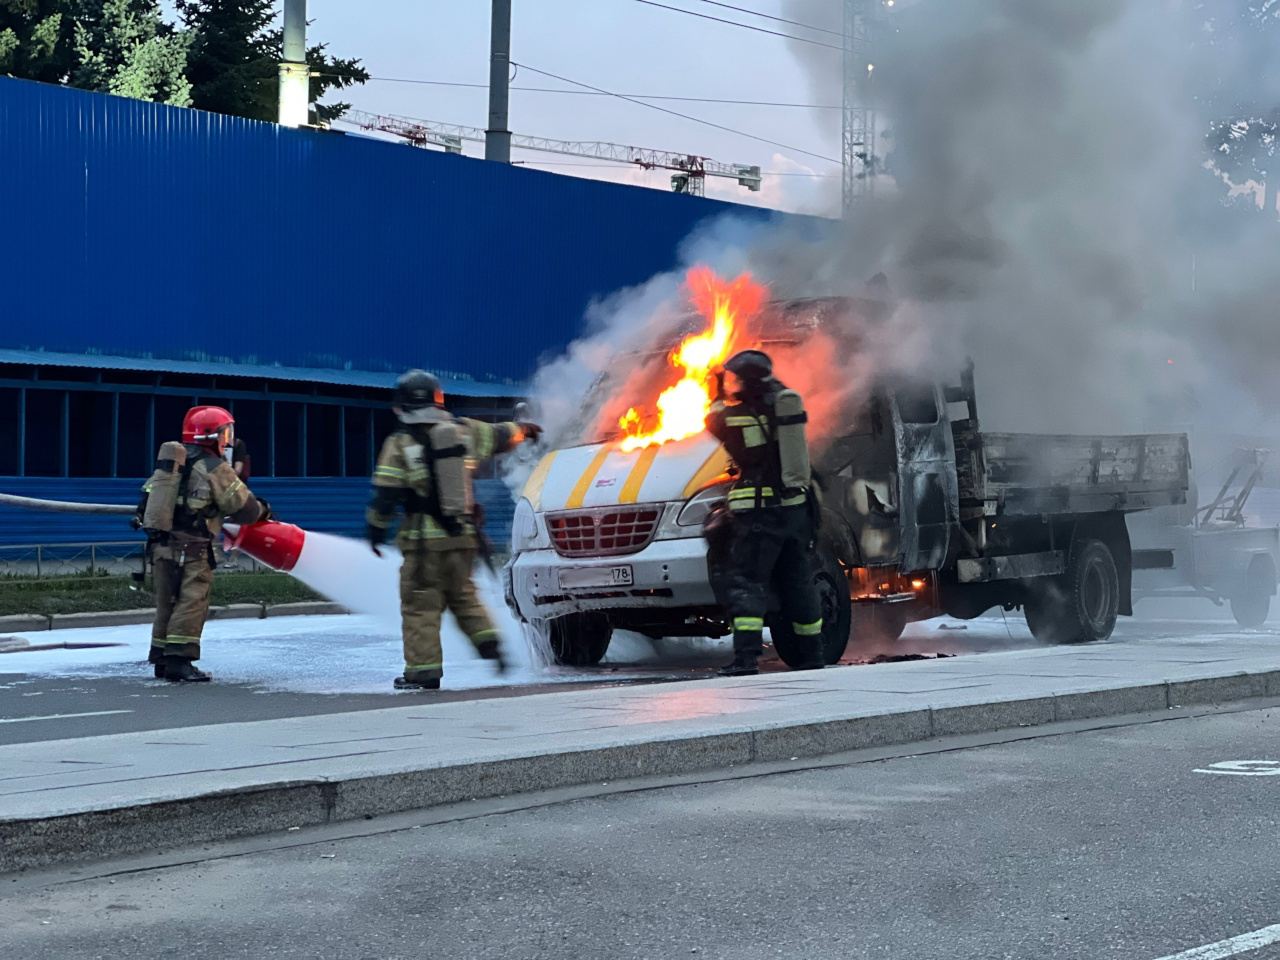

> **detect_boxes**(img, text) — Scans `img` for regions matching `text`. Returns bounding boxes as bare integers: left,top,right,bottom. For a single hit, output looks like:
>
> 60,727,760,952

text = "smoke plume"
511,0,1280,496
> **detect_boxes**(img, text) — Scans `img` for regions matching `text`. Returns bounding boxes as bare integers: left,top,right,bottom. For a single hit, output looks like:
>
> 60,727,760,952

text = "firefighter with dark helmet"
366,370,542,690
134,406,271,682
705,349,825,676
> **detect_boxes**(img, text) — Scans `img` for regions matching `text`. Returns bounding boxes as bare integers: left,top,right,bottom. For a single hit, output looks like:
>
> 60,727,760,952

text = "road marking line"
1150,924,1280,960
0,710,133,724
1194,760,1280,777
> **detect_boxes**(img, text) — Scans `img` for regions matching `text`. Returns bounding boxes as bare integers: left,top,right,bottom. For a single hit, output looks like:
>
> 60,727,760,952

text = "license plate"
558,565,634,590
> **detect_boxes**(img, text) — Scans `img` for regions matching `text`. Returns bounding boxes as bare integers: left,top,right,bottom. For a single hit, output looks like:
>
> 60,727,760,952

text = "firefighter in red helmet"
134,406,271,682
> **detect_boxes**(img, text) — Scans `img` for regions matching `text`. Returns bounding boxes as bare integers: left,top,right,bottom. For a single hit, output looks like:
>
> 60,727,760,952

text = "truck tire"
549,612,613,666
1230,555,1275,628
771,548,853,668
1024,538,1119,644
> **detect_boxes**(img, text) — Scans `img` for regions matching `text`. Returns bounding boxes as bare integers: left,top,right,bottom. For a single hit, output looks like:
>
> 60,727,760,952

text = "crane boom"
342,110,762,196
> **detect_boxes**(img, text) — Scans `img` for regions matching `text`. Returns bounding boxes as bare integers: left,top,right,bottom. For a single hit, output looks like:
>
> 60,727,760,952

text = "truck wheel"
1024,539,1119,644
1230,556,1275,628
771,548,853,668
549,612,613,666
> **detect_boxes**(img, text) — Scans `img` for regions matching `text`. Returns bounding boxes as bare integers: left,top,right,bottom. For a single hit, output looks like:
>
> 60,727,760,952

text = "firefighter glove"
367,522,388,558
518,421,544,442
256,499,274,522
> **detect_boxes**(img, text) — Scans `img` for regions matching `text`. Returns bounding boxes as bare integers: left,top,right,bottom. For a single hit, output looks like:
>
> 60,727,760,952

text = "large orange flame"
618,266,766,452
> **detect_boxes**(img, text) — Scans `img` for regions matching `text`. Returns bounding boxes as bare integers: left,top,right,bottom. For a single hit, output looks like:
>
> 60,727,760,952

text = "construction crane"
342,109,762,197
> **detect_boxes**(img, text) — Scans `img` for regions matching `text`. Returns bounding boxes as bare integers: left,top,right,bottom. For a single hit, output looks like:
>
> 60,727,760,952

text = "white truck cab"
505,433,734,665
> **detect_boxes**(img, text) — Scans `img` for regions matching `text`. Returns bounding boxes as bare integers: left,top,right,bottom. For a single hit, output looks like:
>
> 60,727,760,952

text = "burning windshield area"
567,266,884,452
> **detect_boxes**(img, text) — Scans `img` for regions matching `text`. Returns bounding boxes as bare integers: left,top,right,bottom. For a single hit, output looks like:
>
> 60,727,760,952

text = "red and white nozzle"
224,519,306,572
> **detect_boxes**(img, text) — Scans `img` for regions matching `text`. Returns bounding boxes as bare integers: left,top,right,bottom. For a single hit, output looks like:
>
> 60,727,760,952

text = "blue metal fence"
0,76,778,385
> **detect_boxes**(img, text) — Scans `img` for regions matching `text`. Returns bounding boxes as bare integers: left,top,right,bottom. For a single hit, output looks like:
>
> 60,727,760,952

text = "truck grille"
547,507,662,558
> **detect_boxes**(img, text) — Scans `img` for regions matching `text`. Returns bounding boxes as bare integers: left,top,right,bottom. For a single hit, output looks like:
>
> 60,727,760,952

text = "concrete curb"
50,610,154,629
208,604,265,620
263,601,351,617
3,668,1277,875
0,615,50,633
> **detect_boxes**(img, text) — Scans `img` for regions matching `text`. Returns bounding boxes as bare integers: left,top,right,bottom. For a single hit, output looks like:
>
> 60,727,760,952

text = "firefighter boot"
795,644,826,671
148,645,165,678
162,656,212,682
475,637,508,675
718,652,759,677
394,675,441,691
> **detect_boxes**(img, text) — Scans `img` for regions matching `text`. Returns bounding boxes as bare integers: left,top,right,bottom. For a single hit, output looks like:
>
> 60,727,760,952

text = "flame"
618,266,765,451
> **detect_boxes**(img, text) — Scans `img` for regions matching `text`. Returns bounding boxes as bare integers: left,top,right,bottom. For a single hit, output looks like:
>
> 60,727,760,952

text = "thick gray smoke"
511,0,1280,495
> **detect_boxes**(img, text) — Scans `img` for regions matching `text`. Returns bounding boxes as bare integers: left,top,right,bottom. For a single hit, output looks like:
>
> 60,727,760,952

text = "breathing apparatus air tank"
429,419,471,519
140,441,188,533
774,389,811,492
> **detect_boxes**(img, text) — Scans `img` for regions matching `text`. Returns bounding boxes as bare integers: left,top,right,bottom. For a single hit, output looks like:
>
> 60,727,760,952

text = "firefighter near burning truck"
133,406,271,683
367,370,543,691
705,349,825,676
504,268,1192,667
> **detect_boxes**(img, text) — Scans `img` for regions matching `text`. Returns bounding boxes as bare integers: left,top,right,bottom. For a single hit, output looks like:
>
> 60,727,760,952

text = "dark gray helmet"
725,350,773,382
394,369,444,410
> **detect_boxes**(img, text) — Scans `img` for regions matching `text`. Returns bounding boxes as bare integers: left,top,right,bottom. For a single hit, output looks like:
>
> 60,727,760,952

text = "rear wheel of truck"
1230,555,1275,628
1024,539,1119,644
771,548,853,668
549,612,613,666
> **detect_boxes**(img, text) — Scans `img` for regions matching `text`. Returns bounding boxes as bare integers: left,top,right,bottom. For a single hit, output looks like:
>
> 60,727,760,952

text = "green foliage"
0,569,323,616
72,0,191,106
1,0,365,121
177,0,367,123
0,1,76,83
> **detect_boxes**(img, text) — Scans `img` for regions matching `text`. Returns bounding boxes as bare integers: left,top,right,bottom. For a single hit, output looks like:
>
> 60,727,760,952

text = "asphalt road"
2,708,1277,960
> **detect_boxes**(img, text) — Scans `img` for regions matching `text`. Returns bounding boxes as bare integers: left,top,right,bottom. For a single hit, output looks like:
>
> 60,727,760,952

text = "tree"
1196,1,1280,213
0,0,77,84
72,0,191,106
176,0,367,123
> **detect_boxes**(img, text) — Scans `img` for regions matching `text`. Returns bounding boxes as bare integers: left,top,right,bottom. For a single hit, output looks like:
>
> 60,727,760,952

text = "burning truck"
504,269,1191,667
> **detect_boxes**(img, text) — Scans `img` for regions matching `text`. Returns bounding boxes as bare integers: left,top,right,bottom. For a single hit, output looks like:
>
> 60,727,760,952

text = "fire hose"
0,492,306,572
0,492,136,515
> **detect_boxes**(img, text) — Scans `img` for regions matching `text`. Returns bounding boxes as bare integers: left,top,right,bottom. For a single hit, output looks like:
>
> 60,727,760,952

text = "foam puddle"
261,531,547,682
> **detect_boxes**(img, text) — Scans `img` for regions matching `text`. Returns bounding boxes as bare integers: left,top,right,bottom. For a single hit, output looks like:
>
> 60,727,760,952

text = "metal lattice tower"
843,0,879,216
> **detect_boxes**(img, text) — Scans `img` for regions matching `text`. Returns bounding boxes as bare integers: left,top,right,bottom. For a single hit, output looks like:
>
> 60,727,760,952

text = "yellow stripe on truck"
681,445,731,498
619,444,661,503
520,451,558,511
566,444,614,509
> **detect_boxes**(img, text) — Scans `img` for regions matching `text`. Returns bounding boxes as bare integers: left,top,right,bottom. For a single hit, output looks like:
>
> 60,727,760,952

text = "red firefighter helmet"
182,406,235,455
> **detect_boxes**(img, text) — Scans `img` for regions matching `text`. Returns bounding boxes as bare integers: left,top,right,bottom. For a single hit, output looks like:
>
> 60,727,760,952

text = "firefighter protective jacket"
366,411,525,549
141,444,265,551
706,386,810,513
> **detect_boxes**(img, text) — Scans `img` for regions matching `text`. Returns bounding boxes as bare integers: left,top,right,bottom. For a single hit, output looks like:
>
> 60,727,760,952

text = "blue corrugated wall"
0,77,777,384
0,478,516,549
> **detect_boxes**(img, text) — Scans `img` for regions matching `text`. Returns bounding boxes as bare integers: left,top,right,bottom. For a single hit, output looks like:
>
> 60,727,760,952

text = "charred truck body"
505,298,1191,666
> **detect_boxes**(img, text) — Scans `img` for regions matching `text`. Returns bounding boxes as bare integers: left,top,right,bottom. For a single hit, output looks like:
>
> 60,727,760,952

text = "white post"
278,0,309,127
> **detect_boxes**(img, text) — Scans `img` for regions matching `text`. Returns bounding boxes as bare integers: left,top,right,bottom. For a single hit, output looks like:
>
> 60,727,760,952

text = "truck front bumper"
507,537,717,622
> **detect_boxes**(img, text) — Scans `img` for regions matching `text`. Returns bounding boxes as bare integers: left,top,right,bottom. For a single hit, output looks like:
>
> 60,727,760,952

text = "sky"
290,0,846,214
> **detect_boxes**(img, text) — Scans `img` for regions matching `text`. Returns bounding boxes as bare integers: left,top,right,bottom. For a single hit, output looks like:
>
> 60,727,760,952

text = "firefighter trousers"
723,504,823,657
399,546,498,681
151,550,215,662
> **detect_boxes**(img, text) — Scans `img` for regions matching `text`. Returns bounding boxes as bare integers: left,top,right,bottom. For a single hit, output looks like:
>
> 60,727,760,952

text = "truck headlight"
677,482,731,527
510,497,549,552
